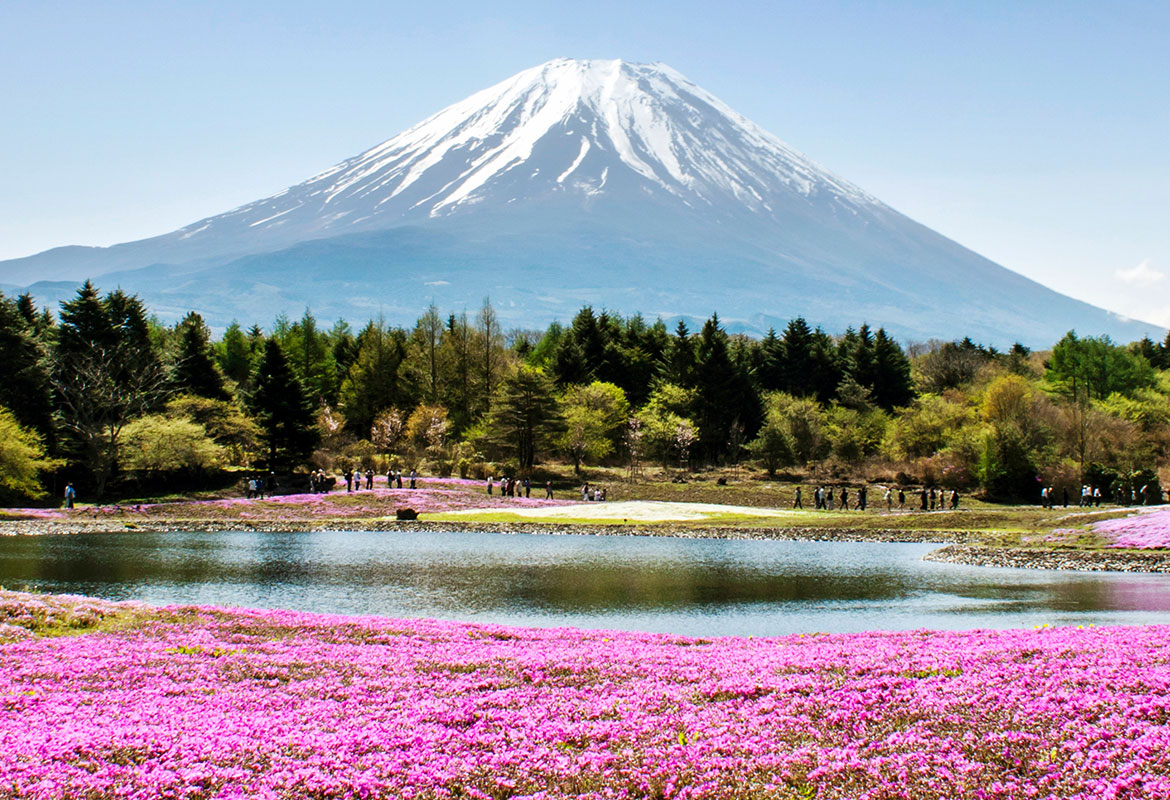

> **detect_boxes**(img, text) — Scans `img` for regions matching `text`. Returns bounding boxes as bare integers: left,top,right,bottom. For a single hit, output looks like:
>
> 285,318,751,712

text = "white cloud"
1116,259,1165,286
424,280,450,286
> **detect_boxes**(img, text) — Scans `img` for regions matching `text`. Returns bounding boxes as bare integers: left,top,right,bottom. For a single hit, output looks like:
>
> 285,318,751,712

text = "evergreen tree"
55,281,115,360
407,303,444,403
484,365,564,471
0,292,54,442
249,338,318,470
665,319,696,387
440,312,476,435
172,312,230,401
808,328,842,403
776,318,814,395
1153,332,1170,370
528,320,565,368
53,284,168,495
216,321,253,387
552,306,609,386
869,328,915,410
475,298,506,411
691,314,758,462
281,309,338,406
325,319,353,365
612,314,668,408
338,320,411,436
756,327,785,392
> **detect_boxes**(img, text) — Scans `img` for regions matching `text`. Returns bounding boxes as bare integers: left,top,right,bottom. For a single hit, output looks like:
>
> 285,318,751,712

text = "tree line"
2,282,1169,503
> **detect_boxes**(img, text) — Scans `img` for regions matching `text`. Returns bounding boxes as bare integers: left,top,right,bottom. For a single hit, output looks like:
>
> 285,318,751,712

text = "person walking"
858,485,867,511
545,480,553,500
950,489,960,510
793,486,803,509
898,488,906,509
884,487,892,511
365,469,374,490
487,476,494,496
64,483,75,510
409,469,417,489
840,487,850,511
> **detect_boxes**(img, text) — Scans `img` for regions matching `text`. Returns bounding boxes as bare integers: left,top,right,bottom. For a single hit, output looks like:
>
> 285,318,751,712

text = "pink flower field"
2,592,1168,799
1095,508,1170,549
0,481,574,523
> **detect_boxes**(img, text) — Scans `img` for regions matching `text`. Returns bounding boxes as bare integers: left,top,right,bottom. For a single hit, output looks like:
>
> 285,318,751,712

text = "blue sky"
2,0,1168,326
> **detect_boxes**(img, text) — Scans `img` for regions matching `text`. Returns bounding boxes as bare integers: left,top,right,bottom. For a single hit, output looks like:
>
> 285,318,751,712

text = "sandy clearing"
440,499,803,522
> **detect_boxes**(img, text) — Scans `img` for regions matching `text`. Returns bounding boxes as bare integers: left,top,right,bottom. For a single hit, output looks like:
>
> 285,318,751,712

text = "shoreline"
924,543,1170,572
0,517,981,542
4,517,1170,572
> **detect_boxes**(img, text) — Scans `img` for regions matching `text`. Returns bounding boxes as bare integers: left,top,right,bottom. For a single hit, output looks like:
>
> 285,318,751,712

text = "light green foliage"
0,407,60,499
121,414,225,472
746,400,795,476
558,381,630,471
824,405,889,461
1046,331,1156,402
165,395,261,466
886,394,978,460
636,383,700,468
215,321,254,388
750,392,829,466
405,404,450,461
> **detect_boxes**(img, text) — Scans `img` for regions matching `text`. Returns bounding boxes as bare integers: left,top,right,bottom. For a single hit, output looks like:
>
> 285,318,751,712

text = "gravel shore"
924,543,1170,572
0,517,979,542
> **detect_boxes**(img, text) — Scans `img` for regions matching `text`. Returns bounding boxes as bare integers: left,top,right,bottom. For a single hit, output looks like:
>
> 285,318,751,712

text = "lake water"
2,530,1169,637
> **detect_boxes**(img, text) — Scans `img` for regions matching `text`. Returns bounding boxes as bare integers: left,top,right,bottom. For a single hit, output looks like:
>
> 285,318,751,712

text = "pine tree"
338,320,412,436
484,366,565,471
216,321,253,387
172,312,230,400
808,328,842,403
53,284,168,495
691,314,749,463
665,319,696,387
780,317,820,397
0,292,54,442
869,328,915,410
249,338,319,470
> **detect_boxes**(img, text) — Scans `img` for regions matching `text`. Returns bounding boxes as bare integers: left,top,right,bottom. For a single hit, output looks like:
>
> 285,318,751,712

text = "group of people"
244,474,275,499
486,476,555,499
795,484,959,511
1041,482,1163,508
580,482,606,502
306,468,420,494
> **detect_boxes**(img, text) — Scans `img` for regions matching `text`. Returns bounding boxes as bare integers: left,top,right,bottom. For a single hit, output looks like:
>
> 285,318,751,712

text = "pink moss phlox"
2,592,1169,798
1094,507,1170,549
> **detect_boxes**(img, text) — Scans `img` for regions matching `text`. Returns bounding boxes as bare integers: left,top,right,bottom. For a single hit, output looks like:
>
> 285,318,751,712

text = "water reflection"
1,530,1168,637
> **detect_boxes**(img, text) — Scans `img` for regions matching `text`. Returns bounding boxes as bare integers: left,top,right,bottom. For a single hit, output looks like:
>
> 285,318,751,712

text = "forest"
2,281,1169,505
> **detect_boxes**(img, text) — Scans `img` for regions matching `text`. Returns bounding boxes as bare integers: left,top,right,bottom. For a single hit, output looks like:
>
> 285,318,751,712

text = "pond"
2,530,1169,637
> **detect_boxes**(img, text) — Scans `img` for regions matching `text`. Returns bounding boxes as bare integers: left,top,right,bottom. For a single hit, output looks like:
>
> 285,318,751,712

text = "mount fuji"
2,58,1160,345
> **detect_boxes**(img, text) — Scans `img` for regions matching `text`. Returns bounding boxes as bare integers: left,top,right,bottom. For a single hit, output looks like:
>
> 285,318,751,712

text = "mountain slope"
2,58,1161,345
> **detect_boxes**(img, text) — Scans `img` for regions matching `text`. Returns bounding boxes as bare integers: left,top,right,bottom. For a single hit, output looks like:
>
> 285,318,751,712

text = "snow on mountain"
1,58,1163,346
177,58,877,245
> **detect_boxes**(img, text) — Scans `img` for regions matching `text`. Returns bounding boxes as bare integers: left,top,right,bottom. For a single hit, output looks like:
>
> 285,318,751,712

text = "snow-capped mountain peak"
181,58,877,243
